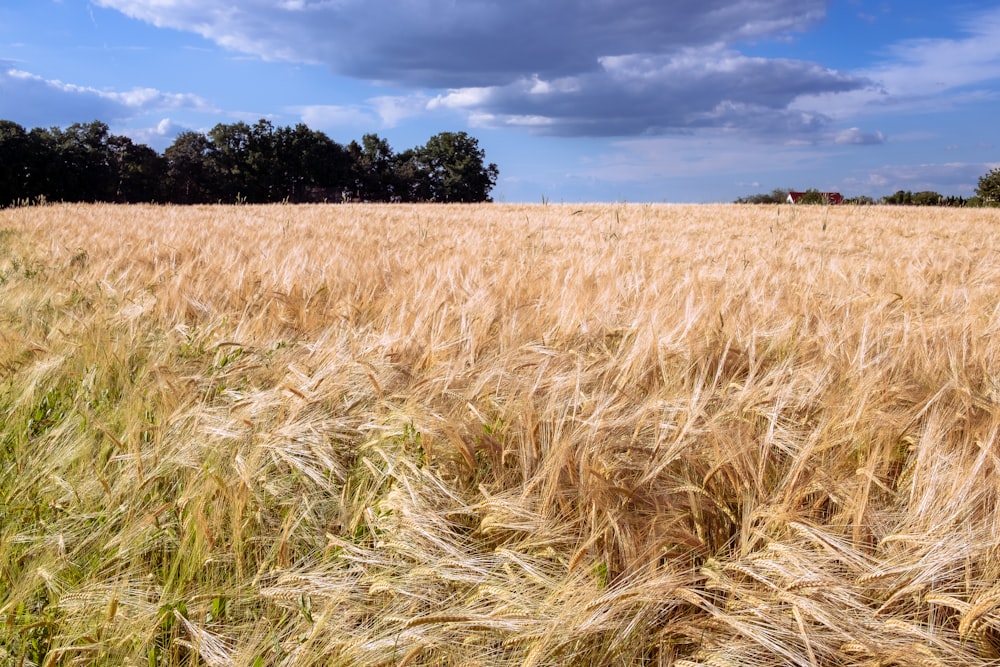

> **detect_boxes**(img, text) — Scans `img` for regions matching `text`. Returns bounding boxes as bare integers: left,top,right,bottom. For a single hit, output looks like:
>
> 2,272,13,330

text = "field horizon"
2,202,1000,665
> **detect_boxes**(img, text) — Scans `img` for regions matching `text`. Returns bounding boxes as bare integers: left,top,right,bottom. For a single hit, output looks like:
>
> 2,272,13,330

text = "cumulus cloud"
0,63,212,129
93,0,873,138
124,118,194,149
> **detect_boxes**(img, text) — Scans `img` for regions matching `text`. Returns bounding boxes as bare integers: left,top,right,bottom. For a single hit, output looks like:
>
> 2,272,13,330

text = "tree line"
0,118,500,207
736,170,1000,207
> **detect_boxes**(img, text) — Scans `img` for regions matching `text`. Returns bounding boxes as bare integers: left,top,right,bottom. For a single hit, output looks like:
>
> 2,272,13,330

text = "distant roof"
787,191,844,204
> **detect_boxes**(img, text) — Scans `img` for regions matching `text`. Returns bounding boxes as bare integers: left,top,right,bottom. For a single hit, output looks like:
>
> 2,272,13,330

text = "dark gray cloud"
431,48,864,138
95,0,829,85
93,0,874,138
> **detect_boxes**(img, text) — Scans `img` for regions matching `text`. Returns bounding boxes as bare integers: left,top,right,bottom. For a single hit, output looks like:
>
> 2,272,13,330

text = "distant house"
787,191,844,205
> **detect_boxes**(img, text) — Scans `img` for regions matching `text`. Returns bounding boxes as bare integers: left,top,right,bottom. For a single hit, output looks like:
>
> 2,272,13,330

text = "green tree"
274,124,352,202
350,133,397,201
976,167,1000,206
246,119,280,202
735,188,789,204
415,131,498,202
0,120,30,206
393,148,432,202
911,191,943,206
881,190,912,205
22,128,59,202
798,189,827,205
107,135,165,203
208,121,252,202
48,121,115,201
164,131,219,203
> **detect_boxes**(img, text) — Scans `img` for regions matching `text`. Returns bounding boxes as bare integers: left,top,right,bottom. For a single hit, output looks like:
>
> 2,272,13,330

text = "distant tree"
0,116,500,206
107,135,165,202
881,190,912,205
245,119,279,202
164,131,219,203
351,133,397,201
844,195,875,205
911,191,943,206
209,121,253,202
797,189,828,205
273,124,352,202
48,121,115,201
735,188,789,204
393,148,433,202
976,167,1000,206
0,120,30,206
22,128,60,201
415,131,498,202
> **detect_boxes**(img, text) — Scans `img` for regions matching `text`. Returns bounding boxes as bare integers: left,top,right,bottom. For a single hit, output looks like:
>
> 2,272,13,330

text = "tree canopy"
737,181,989,207
0,118,499,207
977,167,1000,206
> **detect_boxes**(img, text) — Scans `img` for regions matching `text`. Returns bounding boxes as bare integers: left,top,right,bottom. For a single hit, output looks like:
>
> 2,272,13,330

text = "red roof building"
786,191,844,205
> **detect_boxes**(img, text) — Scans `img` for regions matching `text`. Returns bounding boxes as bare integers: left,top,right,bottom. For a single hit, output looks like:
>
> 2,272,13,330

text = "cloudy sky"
2,1,999,202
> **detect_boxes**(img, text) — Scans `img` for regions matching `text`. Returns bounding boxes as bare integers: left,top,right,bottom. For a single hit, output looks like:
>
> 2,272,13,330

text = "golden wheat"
1,202,1000,665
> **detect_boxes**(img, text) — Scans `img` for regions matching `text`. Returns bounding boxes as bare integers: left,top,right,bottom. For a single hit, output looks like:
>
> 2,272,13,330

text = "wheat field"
1,202,1000,666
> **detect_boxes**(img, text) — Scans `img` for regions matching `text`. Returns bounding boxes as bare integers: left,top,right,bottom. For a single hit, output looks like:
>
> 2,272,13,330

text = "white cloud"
370,95,430,127
793,6,1000,119
428,87,495,110
497,115,558,128
292,104,377,130
123,118,193,149
0,63,212,128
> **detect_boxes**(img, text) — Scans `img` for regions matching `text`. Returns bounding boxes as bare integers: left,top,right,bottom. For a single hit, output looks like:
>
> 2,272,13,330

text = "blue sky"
2,1,999,202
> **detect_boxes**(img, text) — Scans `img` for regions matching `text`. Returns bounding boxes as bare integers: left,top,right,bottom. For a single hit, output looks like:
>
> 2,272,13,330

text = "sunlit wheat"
1,202,999,665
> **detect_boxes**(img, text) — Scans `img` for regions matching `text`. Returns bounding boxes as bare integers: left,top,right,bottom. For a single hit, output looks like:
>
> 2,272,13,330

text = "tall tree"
208,121,253,202
0,121,30,206
351,134,397,201
977,167,1000,206
247,119,278,202
415,131,498,202
164,131,219,204
393,148,432,202
22,128,60,202
49,121,115,201
274,124,352,202
108,135,166,202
